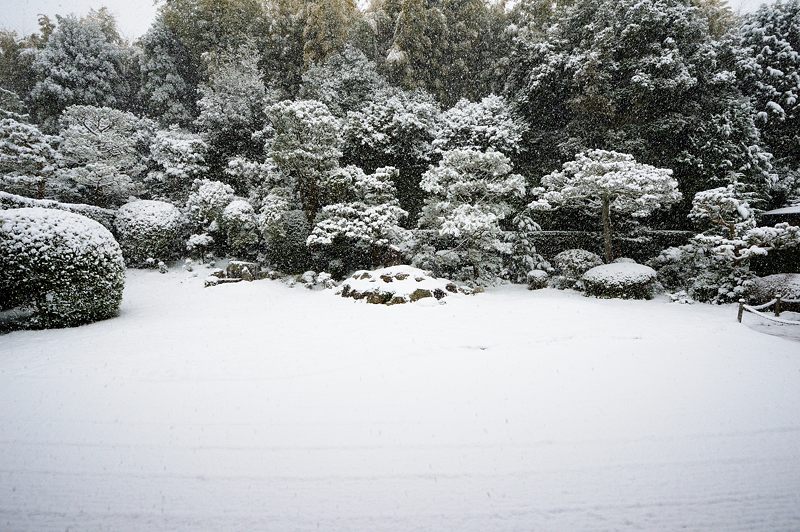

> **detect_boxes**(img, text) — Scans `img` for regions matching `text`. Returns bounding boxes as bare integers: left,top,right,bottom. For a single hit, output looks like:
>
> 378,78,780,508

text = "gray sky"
0,0,774,42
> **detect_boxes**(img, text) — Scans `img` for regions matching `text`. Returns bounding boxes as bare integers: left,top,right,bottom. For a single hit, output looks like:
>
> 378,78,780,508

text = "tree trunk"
602,197,613,263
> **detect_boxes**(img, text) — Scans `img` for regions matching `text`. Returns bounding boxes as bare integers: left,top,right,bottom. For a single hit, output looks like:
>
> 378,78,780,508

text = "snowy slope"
1,269,799,531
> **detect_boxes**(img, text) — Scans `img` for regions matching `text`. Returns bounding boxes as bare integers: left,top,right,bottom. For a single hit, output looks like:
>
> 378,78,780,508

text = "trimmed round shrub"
582,263,658,300
552,249,603,288
746,273,800,303
0,207,125,329
115,200,183,267
526,269,549,290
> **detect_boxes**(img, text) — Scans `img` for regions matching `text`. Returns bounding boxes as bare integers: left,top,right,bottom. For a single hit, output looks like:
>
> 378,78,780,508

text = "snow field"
1,269,799,531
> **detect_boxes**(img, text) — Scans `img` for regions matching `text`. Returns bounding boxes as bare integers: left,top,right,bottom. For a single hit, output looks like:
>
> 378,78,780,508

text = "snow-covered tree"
434,94,527,157
418,148,526,284
136,17,197,127
144,126,209,202
29,14,131,129
185,179,235,228
265,99,342,221
531,150,682,262
0,117,59,199
652,197,800,304
343,87,439,219
688,185,756,238
299,45,387,117
195,43,271,166
308,165,409,269
55,106,155,206
302,0,357,66
738,0,800,199
507,0,773,210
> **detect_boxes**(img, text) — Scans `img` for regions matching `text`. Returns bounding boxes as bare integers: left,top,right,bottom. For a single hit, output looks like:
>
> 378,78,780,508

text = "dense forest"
0,0,798,297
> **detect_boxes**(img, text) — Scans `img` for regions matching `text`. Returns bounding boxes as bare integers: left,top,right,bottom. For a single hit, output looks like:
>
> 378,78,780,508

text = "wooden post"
738,299,745,323
775,294,782,317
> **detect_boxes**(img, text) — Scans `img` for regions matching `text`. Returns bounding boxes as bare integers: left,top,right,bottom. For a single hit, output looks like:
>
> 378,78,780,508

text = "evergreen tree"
303,0,357,66
0,117,59,199
299,45,387,117
507,0,773,217
195,43,271,170
136,17,197,127
739,0,800,204
265,99,343,222
29,14,131,130
343,87,440,220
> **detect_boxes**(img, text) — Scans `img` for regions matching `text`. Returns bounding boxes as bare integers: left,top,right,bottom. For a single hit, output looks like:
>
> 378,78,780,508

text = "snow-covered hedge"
115,200,183,267
552,249,603,288
582,263,658,300
746,274,800,303
221,199,259,258
0,208,125,329
0,191,117,231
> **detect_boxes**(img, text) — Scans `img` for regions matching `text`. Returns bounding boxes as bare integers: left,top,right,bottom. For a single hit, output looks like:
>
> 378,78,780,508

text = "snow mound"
0,207,124,329
338,265,468,305
115,200,183,267
583,263,658,300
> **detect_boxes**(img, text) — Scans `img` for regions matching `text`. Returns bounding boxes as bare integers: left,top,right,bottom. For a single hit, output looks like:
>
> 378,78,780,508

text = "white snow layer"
582,263,658,284
0,269,799,531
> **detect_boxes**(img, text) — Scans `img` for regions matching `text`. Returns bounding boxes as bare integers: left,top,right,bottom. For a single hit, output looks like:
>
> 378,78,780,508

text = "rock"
387,295,407,305
366,291,392,304
445,282,458,293
394,273,409,280
227,261,259,279
240,267,254,282
380,274,394,283
158,261,168,274
433,288,446,300
410,288,433,302
255,270,270,280
204,276,219,288
359,272,371,280
209,268,226,279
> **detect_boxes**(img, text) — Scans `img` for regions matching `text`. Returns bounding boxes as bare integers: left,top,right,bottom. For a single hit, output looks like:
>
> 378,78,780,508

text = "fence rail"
737,295,800,325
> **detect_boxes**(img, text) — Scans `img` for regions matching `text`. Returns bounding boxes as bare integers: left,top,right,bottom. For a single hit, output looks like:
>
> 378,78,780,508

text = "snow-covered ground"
1,269,799,531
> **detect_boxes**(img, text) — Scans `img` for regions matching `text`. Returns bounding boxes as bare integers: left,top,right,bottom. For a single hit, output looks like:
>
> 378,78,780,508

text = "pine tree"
0,117,58,199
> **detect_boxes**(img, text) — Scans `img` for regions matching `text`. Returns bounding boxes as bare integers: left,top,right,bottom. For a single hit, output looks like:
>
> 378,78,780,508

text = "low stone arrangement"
338,266,472,305
204,261,263,287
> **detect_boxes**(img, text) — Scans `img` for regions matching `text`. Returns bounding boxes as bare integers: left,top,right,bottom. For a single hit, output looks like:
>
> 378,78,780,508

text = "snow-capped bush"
186,179,235,226
115,200,183,267
186,233,214,260
308,166,410,271
259,205,311,273
582,263,658,300
0,191,116,231
526,270,549,290
551,249,604,289
221,199,259,258
0,207,125,329
746,273,800,303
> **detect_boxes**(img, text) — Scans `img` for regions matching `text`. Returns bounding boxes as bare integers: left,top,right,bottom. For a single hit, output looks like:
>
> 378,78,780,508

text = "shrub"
115,200,183,267
221,199,259,258
0,207,125,329
526,270,549,290
262,209,311,273
582,263,658,300
746,273,800,303
552,249,603,289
